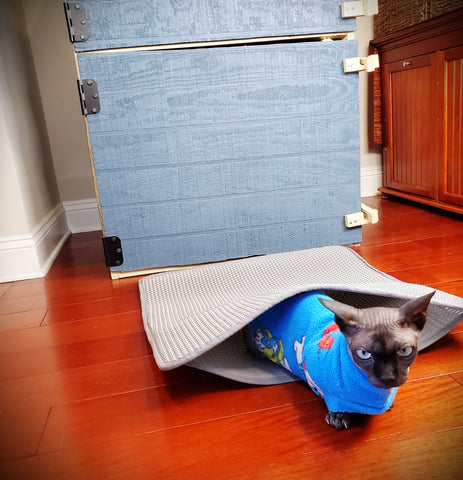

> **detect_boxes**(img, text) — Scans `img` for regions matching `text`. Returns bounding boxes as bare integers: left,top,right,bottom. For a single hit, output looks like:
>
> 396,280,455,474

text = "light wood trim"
78,32,352,55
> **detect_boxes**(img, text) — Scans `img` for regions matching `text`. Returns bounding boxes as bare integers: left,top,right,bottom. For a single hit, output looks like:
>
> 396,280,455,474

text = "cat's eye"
398,346,414,357
355,349,372,360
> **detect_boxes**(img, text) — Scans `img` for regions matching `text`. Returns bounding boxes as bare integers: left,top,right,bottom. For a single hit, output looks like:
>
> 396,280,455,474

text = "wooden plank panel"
451,371,463,385
4,423,463,479
13,376,463,475
78,41,361,272
96,151,359,206
409,332,463,380
0,403,50,462
0,295,49,316
257,428,463,480
385,55,437,198
389,260,463,284
0,283,11,298
351,240,462,271
38,380,314,453
37,374,463,454
111,216,361,269
0,309,47,333
71,0,355,52
89,118,358,172
102,184,358,238
4,425,462,479
82,45,358,131
0,331,151,382
42,293,140,325
0,312,143,355
440,45,463,206
0,357,211,412
429,279,463,297
357,208,463,246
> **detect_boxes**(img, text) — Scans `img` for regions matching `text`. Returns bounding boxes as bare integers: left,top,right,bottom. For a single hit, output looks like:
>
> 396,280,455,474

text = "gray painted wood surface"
72,0,355,51
78,40,361,272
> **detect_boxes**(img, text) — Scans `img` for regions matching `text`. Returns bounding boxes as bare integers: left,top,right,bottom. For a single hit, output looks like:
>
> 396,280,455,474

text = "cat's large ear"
399,291,435,331
318,298,361,334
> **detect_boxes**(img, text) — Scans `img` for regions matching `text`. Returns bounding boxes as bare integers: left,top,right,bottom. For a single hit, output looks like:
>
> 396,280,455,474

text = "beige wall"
0,0,61,237
22,0,96,203
0,103,30,237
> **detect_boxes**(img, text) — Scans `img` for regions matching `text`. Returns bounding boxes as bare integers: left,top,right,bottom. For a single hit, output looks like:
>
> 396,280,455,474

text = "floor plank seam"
449,373,463,387
407,372,462,384
38,308,49,328
35,406,53,457
35,399,320,457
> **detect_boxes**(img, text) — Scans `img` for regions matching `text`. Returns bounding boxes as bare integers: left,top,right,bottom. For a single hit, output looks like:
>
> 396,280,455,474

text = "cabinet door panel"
439,45,463,206
383,54,437,198
78,41,361,273
71,0,355,52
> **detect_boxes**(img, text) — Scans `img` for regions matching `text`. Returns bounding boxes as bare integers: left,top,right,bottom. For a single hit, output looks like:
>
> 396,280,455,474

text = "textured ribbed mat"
139,246,463,384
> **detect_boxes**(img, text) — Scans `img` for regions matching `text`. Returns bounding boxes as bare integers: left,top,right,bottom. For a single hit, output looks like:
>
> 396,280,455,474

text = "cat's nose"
378,370,400,387
378,364,398,381
380,376,397,385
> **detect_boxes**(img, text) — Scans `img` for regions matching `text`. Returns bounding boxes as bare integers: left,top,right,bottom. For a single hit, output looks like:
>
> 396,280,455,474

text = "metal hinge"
343,54,379,73
102,236,124,267
77,79,100,115
345,204,379,228
341,0,378,18
64,3,90,42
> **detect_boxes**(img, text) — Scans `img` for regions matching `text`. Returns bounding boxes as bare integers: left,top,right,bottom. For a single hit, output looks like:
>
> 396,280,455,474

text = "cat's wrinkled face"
344,307,420,389
319,292,435,390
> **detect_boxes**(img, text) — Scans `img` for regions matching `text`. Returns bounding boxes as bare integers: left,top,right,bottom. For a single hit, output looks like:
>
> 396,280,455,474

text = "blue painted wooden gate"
70,0,361,274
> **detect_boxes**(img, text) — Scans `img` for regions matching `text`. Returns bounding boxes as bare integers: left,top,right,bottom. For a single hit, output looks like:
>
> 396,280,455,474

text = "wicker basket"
430,0,463,17
374,0,463,37
375,0,427,37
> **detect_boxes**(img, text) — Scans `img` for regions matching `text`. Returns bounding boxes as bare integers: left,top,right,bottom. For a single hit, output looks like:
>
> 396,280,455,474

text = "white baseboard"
63,199,102,233
0,204,71,282
361,166,382,197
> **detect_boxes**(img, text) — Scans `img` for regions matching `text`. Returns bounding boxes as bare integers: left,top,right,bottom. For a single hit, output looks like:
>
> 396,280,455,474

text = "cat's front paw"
325,411,352,430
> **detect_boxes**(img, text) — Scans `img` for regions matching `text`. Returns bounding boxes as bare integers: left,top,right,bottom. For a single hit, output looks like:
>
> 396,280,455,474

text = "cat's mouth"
369,377,407,389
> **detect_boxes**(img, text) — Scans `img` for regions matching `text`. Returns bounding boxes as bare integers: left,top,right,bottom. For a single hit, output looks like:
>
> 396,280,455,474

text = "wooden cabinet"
372,9,463,214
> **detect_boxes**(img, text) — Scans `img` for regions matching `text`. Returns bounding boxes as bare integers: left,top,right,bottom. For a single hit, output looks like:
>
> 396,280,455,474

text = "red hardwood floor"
0,196,462,479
